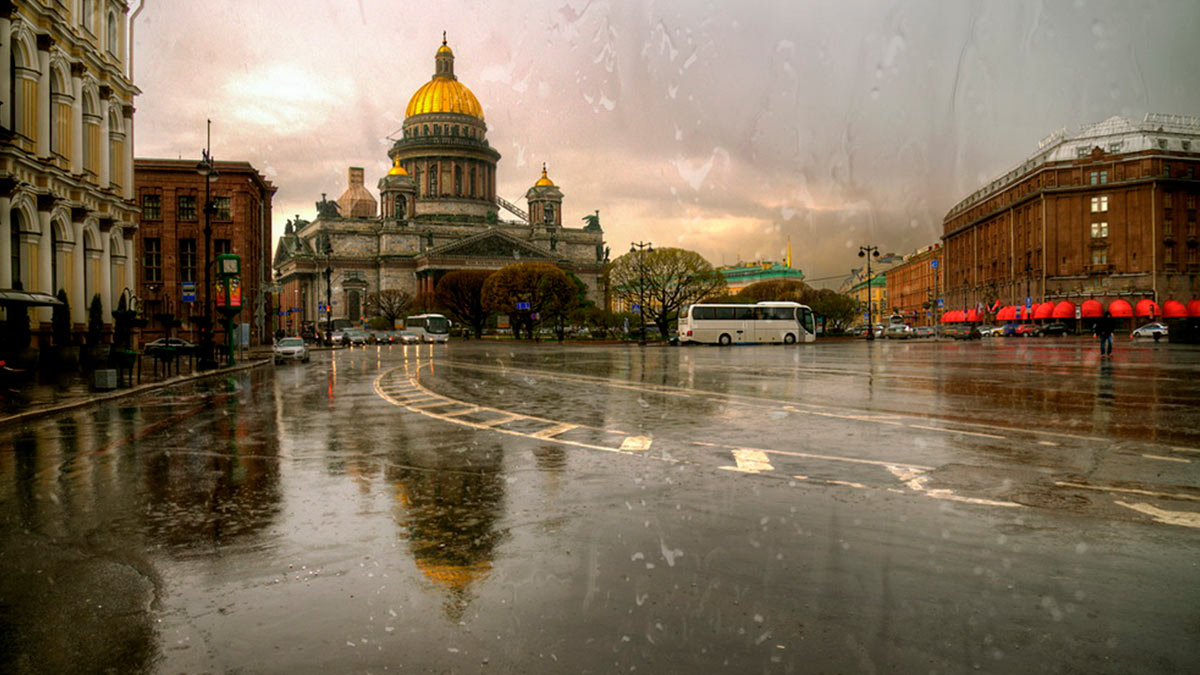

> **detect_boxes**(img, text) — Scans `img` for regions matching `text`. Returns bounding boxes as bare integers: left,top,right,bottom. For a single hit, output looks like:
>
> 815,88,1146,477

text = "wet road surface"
1,338,1198,673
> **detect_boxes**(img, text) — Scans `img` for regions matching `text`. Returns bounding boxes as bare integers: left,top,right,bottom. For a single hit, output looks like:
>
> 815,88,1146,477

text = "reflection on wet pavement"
1,339,1198,673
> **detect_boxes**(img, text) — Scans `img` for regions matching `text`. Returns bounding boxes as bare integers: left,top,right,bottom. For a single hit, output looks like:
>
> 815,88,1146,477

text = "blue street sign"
632,303,641,314
930,260,938,269
937,298,944,308
516,301,531,311
1025,297,1033,308
182,281,196,303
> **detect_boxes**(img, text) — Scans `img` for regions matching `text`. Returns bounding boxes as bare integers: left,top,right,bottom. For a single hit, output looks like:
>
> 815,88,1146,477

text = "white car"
273,337,310,364
1130,322,1168,339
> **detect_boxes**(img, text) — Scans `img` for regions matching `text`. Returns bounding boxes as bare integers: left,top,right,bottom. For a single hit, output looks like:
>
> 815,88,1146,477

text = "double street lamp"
195,121,219,369
322,233,333,346
630,241,652,345
858,245,880,340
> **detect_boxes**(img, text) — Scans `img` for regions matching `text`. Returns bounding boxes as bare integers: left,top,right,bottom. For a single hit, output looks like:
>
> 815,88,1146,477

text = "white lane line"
532,422,579,439
1054,481,1200,502
907,424,1006,440
719,449,775,474
1115,501,1200,529
887,466,1021,508
761,447,933,471
619,436,653,451
1170,446,1200,455
1038,441,1059,447
1142,454,1191,464
480,414,520,427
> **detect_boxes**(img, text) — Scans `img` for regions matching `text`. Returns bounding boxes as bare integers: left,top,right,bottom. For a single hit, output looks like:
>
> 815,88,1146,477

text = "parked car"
943,323,982,340
1014,323,1039,337
914,326,936,338
1036,322,1070,337
396,331,420,344
273,337,310,364
884,324,914,339
1130,322,1168,339
976,324,1001,337
144,337,197,355
343,329,370,346
1000,323,1020,337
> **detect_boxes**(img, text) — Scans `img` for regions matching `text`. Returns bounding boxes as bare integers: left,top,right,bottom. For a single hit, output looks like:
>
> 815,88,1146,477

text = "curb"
0,358,273,427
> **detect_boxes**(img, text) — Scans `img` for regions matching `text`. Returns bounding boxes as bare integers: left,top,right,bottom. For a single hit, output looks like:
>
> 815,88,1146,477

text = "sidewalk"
1,347,275,426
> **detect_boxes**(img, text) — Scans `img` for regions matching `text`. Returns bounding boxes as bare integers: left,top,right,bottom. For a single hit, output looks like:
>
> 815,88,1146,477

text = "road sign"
930,260,938,269
182,282,196,303
516,301,531,311
937,298,944,308
632,303,641,314
1025,296,1033,307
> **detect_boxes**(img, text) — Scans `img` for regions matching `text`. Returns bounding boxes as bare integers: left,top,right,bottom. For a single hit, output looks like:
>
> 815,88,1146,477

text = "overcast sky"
131,0,1200,287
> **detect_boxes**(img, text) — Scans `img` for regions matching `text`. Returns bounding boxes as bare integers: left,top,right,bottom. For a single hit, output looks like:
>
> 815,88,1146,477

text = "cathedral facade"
273,38,606,329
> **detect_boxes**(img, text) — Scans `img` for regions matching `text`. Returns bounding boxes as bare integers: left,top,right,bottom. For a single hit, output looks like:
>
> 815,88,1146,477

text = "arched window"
454,165,462,195
107,12,119,58
81,0,94,33
433,124,440,135
50,68,72,163
544,203,554,226
82,93,101,178
429,163,438,195
108,108,125,189
10,37,38,145
423,125,428,136
470,166,476,197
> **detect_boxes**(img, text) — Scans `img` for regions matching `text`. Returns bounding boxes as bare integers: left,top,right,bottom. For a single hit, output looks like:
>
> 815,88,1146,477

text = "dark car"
914,326,936,338
943,323,982,340
1036,322,1070,337
144,337,197,354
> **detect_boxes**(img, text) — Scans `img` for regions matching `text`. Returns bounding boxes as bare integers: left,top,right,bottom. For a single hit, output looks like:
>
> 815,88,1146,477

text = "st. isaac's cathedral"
273,37,607,327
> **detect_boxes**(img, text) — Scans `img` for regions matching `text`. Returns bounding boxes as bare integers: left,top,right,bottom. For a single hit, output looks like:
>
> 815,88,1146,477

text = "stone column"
99,221,113,323
37,208,53,322
122,105,134,200
0,14,11,133
36,35,51,158
71,219,85,324
98,98,110,188
0,195,11,289
70,64,84,175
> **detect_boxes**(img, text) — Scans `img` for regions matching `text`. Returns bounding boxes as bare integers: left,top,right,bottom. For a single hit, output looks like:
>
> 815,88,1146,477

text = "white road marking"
1038,441,1059,447
887,466,1021,508
1171,446,1200,455
720,449,774,474
1142,454,1191,464
1054,481,1200,502
907,424,1006,440
480,414,520,427
533,423,579,439
620,436,653,451
1115,501,1200,529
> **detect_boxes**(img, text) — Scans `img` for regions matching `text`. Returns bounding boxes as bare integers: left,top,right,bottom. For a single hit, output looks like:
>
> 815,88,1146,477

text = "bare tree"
608,247,726,337
436,270,493,338
368,289,414,327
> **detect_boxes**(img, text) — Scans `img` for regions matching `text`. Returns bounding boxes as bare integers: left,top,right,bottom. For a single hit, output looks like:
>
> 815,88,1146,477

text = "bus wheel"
784,333,796,344
718,334,732,346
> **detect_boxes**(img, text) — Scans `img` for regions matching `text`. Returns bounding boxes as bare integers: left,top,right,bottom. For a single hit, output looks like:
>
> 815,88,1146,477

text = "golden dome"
388,156,408,176
535,164,555,187
405,37,484,120
405,78,484,119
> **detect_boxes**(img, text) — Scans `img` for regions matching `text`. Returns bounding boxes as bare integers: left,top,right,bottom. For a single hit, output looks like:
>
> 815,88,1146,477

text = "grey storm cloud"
132,0,1200,286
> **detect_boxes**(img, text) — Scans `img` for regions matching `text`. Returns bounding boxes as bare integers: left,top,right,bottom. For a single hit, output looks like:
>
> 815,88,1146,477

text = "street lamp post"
630,241,652,345
322,234,333,346
858,245,880,340
195,121,218,369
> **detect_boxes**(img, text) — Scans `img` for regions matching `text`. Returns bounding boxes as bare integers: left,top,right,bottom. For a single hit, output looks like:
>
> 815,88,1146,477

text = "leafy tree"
52,289,72,347
367,289,414,327
608,247,726,338
435,270,493,339
739,278,812,304
87,294,104,346
809,289,858,332
482,263,576,340
704,293,756,305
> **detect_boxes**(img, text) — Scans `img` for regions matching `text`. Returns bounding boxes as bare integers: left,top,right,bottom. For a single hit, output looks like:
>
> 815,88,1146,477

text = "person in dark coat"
1093,311,1115,357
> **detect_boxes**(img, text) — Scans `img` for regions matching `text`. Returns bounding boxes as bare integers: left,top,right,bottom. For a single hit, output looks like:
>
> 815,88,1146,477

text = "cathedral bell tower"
378,156,417,222
525,164,563,237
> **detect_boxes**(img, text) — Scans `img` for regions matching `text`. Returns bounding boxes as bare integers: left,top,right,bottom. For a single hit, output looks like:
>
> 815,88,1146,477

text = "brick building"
134,159,276,345
884,244,943,325
941,114,1200,321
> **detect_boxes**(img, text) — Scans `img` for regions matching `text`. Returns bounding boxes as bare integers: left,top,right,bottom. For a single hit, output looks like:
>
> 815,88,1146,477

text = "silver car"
1130,322,1168,339
273,337,310,364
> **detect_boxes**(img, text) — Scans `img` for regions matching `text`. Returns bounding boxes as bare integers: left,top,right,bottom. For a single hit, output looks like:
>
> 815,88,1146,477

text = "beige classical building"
1,1,139,343
274,38,606,328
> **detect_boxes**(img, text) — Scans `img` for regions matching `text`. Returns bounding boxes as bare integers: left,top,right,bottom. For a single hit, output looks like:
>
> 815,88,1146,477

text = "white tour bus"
678,301,816,345
403,313,451,343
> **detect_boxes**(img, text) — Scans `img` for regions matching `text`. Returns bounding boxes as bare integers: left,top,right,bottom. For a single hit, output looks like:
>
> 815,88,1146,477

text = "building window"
1165,246,1175,264
1158,139,1168,150
180,239,196,282
1188,195,1196,209
144,238,162,282
470,167,476,196
1108,141,1123,153
214,239,232,256
429,163,439,195
1089,171,1108,185
1076,146,1090,158
214,196,232,221
142,194,161,220
454,165,462,195
1164,219,1174,237
178,195,197,220
1091,222,1108,238
1091,250,1107,266
1090,196,1108,212
1163,164,1171,177
433,124,440,135
1164,193,1173,208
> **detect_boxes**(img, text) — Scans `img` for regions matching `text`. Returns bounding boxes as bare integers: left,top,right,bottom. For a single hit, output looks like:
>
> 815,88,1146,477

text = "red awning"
965,309,980,322
1052,301,1076,319
1188,300,1200,317
1162,300,1187,318
1108,299,1133,318
942,310,964,322
1081,299,1103,318
997,306,1016,321
1033,303,1054,320
1135,299,1160,317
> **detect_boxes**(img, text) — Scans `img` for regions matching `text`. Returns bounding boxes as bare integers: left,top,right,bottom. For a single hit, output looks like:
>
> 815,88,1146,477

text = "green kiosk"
215,253,242,366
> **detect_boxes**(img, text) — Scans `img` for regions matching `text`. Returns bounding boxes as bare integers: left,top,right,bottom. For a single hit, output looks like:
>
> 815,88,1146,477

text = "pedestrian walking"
1094,311,1115,357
